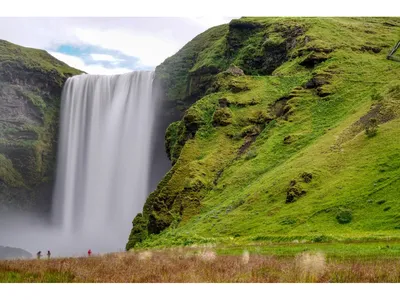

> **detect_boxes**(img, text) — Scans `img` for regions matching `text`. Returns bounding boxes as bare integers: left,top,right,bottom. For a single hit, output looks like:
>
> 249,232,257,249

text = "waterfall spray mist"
0,71,158,257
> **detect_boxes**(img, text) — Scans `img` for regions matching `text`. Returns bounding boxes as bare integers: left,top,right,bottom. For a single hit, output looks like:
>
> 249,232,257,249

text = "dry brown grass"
295,251,326,282
2,248,400,283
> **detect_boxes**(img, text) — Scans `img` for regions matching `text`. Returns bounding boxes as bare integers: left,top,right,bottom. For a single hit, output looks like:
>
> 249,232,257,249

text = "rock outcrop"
0,40,82,213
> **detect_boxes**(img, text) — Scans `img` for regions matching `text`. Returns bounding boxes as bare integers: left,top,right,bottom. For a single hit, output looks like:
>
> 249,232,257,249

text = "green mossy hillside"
0,40,81,85
0,40,83,210
127,17,400,250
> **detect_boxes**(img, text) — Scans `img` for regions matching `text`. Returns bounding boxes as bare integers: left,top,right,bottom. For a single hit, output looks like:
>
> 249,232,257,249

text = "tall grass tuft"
138,251,153,261
242,250,250,265
295,251,326,282
198,250,217,262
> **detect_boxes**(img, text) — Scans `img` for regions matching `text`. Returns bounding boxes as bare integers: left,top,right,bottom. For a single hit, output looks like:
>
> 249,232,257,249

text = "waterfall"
51,71,156,252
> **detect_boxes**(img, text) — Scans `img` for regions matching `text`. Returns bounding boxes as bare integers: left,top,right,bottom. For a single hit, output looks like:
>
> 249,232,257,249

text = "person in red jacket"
88,249,92,257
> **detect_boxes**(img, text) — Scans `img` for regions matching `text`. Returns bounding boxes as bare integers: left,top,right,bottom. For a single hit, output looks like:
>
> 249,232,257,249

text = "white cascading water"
51,71,156,253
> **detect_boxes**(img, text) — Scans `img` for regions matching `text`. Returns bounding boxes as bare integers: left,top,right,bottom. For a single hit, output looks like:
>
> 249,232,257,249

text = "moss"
240,125,261,137
154,25,229,104
0,39,82,79
165,121,186,164
365,118,379,137
212,107,233,126
126,213,148,250
128,17,400,249
0,154,25,187
248,110,273,124
22,91,47,114
0,39,82,209
155,17,308,108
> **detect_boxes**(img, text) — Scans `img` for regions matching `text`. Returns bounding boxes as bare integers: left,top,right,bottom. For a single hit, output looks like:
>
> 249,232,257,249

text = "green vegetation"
0,39,82,80
128,17,400,250
0,39,82,209
365,118,378,137
0,270,74,283
0,154,25,187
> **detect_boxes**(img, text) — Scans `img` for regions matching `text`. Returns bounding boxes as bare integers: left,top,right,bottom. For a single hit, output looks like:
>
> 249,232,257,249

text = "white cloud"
189,17,235,29
90,53,123,62
48,51,133,75
73,28,181,67
0,17,236,70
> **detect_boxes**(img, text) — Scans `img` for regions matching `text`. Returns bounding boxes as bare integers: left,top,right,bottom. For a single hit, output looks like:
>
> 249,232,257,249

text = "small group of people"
36,250,51,259
36,249,92,259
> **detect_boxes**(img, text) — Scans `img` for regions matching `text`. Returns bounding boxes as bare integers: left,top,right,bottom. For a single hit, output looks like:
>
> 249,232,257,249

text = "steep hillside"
127,17,400,249
0,40,82,213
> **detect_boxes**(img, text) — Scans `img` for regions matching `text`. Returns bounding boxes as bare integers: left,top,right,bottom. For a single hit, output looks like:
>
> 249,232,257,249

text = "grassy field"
2,242,400,283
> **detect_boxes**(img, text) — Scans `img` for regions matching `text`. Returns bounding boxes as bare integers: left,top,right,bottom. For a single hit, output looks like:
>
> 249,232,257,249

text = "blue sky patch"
52,44,153,71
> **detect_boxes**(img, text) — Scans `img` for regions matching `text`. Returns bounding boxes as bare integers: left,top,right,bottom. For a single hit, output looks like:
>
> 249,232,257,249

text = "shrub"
244,149,257,160
336,209,352,224
365,118,378,137
387,83,400,98
371,88,383,101
312,235,329,243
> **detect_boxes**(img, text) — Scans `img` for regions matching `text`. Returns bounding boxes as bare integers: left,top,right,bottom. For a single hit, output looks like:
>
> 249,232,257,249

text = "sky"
0,17,235,74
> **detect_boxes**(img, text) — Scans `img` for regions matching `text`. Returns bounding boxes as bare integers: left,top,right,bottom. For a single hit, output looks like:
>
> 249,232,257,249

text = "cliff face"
127,17,400,249
0,40,82,214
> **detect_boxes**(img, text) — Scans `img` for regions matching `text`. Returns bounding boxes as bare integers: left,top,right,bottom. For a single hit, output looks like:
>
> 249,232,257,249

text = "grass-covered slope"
127,17,400,250
0,40,82,211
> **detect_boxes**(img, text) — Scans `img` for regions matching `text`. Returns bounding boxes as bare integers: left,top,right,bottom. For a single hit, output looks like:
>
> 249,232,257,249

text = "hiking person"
88,249,92,257
36,251,42,259
47,250,51,259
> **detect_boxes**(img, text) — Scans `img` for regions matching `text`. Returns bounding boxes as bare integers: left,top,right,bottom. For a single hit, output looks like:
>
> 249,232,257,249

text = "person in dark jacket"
47,250,51,259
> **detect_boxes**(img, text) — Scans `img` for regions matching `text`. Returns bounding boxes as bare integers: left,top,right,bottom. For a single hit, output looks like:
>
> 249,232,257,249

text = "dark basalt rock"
304,75,331,89
224,65,245,76
300,53,329,68
229,19,265,30
270,96,293,119
360,45,382,53
0,39,82,213
228,83,250,93
286,180,306,203
218,98,230,108
283,135,293,144
301,172,313,183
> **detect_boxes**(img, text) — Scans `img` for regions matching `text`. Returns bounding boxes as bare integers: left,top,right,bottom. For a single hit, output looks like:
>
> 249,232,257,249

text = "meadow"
2,241,400,283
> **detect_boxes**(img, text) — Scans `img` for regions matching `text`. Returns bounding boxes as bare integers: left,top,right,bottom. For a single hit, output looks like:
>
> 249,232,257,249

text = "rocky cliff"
0,40,82,214
127,17,400,249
